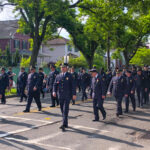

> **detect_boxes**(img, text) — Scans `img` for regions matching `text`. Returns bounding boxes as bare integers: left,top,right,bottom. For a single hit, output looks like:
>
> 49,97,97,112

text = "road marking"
5,136,72,150
70,124,110,134
0,121,54,138
0,115,51,123
13,99,93,116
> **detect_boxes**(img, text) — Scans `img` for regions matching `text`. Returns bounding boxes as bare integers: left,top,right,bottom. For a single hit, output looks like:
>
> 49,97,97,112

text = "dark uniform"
124,72,136,112
71,71,78,105
1,71,9,104
53,72,76,129
17,71,28,102
142,70,150,104
90,70,107,121
108,73,126,116
47,70,59,107
24,71,41,112
135,72,146,107
81,72,90,101
77,70,82,92
106,71,112,90
39,71,45,98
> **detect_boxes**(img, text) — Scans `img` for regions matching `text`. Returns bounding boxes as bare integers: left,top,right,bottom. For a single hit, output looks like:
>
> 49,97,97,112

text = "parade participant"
23,66,41,112
17,67,28,102
1,68,9,104
90,68,107,121
47,64,59,107
108,69,127,117
38,68,45,98
135,68,147,107
81,68,90,101
77,67,83,92
53,63,76,132
70,66,78,105
124,70,136,113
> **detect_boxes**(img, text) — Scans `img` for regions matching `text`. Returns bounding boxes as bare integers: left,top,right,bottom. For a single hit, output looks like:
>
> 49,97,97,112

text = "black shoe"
20,100,23,103
50,105,55,107
72,101,75,105
124,110,128,113
1,101,6,104
59,125,66,132
23,109,30,113
133,108,136,111
116,113,120,117
92,119,99,122
38,108,42,111
103,114,106,120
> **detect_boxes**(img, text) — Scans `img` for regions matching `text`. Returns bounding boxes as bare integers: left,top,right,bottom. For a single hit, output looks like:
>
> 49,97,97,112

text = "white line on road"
5,137,72,150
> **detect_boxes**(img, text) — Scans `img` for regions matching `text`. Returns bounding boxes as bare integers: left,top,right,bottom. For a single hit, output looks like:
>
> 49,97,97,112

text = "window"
14,40,20,49
22,40,28,49
67,45,72,52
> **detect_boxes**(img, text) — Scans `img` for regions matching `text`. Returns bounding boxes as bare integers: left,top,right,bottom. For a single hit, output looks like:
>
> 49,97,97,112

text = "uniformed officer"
77,68,83,92
106,69,112,90
90,68,107,121
23,66,42,112
17,67,28,102
124,70,136,113
53,63,76,132
135,68,146,107
1,68,9,104
38,68,45,98
142,65,150,104
108,69,127,117
0,74,3,100
131,66,137,77
47,64,59,107
70,66,78,105
81,68,90,101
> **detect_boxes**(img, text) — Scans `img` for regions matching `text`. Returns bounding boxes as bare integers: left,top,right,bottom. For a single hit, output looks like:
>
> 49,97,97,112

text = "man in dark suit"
47,64,59,107
17,67,28,102
23,66,41,112
90,68,107,121
108,69,127,117
1,68,9,104
53,63,76,132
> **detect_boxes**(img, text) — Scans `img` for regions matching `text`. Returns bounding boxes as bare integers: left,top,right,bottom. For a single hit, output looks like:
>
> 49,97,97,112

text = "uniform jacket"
108,75,127,98
47,70,59,91
81,73,91,88
71,72,78,87
1,72,9,90
91,74,107,99
17,72,28,88
135,74,146,89
53,72,76,99
38,72,45,88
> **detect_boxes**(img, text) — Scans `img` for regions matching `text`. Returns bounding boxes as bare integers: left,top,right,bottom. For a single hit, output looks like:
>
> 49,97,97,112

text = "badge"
66,77,69,80
121,79,124,82
130,80,132,83
34,76,36,79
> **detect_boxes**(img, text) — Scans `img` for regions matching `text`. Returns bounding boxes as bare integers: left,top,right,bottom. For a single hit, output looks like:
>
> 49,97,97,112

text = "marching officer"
108,69,127,117
17,67,28,102
124,70,136,113
131,66,137,77
47,64,59,107
70,66,78,105
53,63,76,132
23,66,42,112
106,69,112,90
90,68,107,121
38,68,45,98
142,65,150,104
77,68,83,92
135,68,147,107
1,68,9,104
81,68,90,101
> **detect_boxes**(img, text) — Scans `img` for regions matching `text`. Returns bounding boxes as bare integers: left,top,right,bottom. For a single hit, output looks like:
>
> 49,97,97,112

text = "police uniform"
53,71,76,130
39,71,45,98
90,69,107,121
108,72,127,116
24,71,41,112
47,69,59,107
17,71,28,102
135,71,146,107
124,71,136,112
81,71,90,101
1,71,9,104
71,71,78,105
106,70,112,90
77,70,82,92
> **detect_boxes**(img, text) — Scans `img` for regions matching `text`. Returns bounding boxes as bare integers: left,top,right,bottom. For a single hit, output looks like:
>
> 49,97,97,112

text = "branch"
19,8,29,24
69,0,83,8
0,3,17,7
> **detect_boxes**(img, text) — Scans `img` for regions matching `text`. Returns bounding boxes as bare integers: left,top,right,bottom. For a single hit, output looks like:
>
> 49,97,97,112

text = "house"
0,20,31,58
38,37,80,65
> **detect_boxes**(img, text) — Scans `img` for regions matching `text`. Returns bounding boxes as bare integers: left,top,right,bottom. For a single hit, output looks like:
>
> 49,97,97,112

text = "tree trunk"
123,51,129,68
30,38,41,66
86,56,94,69
107,35,111,70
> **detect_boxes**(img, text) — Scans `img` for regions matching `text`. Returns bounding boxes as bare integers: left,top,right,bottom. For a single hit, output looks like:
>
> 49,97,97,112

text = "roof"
45,38,70,45
0,20,18,39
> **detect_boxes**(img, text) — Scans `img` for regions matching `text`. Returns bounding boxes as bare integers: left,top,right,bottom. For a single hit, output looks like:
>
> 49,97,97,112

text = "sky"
0,0,79,38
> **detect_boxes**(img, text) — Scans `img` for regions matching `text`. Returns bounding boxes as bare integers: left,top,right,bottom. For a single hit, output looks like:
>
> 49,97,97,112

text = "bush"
20,57,31,67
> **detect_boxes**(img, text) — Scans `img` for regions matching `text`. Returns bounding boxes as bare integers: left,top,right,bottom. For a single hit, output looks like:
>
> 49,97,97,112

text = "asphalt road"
0,93,150,150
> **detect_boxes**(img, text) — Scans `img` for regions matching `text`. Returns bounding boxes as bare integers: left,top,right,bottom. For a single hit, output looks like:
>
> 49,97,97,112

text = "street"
0,94,150,150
